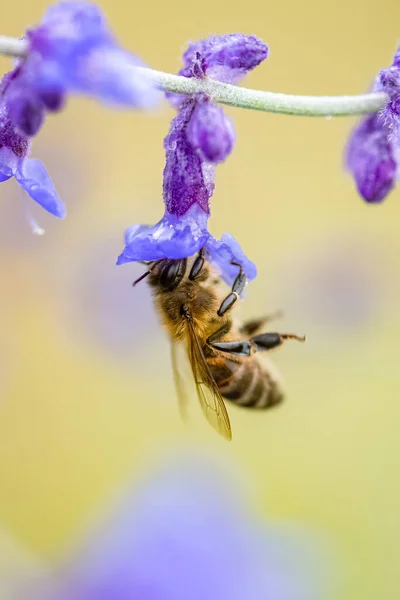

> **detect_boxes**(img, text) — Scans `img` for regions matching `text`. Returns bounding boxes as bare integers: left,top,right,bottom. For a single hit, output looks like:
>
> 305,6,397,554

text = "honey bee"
135,250,305,440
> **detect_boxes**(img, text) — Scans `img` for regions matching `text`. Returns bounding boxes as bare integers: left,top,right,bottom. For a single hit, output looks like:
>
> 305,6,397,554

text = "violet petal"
117,204,210,265
15,158,66,218
69,46,161,108
181,34,268,85
0,146,19,182
205,233,257,284
27,1,159,110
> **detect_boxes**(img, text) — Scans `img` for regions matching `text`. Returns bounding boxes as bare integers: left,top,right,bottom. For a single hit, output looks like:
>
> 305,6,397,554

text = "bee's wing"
170,340,191,423
186,319,232,441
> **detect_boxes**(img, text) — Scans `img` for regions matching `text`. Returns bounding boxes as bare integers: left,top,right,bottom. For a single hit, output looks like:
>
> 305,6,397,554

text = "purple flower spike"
346,45,400,203
3,1,159,136
119,34,267,283
118,100,218,269
1,1,160,220
29,1,159,109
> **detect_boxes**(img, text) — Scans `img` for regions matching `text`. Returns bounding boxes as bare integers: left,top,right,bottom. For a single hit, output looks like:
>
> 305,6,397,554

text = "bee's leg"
251,332,306,353
209,339,253,356
217,261,246,317
210,332,305,357
189,248,205,280
239,311,283,337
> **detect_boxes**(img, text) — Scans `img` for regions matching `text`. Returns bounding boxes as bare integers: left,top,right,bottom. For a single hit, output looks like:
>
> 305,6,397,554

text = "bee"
134,250,305,440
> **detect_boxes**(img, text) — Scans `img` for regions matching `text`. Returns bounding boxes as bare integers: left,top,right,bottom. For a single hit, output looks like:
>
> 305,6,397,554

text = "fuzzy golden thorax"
147,256,232,342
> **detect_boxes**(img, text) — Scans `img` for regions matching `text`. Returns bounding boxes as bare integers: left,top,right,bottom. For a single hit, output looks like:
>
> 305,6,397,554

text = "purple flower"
0,73,65,217
118,34,268,283
167,33,267,165
169,33,269,108
117,99,256,282
4,1,159,137
346,114,396,203
34,455,328,600
187,96,236,163
346,45,400,203
1,1,160,218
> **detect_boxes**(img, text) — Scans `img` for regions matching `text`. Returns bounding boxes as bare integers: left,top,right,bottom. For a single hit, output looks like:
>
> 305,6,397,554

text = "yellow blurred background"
1,0,400,598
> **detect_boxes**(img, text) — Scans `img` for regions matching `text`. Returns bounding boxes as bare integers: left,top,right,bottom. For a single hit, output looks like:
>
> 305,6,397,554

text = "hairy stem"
139,68,387,116
0,35,27,58
0,34,388,117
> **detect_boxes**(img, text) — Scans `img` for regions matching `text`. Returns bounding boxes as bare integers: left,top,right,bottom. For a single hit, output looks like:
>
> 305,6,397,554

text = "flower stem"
0,35,27,57
0,34,388,117
140,68,387,117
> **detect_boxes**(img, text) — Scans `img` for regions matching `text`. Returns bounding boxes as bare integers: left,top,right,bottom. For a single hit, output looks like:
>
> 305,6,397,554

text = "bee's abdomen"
211,360,283,409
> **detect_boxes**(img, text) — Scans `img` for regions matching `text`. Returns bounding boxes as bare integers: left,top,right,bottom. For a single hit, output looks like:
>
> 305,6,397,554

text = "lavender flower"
0,1,159,218
346,45,400,203
346,114,396,203
118,34,268,283
169,33,269,108
35,455,328,600
7,1,159,137
0,73,65,217
168,33,268,164
187,96,236,163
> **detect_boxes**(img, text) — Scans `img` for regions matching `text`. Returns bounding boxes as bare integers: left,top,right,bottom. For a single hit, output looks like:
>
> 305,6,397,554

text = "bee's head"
147,258,187,291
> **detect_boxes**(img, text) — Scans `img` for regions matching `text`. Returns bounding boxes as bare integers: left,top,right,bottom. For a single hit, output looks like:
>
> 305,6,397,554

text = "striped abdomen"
208,356,284,409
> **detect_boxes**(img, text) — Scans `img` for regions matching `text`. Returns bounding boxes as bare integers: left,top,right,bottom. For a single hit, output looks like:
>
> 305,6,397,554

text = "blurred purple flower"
36,455,328,600
7,1,159,136
0,72,65,217
346,45,400,203
0,1,159,219
118,34,267,283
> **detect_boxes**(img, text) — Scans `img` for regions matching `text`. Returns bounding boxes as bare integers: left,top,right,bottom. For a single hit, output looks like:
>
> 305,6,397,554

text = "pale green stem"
0,34,388,117
0,35,27,58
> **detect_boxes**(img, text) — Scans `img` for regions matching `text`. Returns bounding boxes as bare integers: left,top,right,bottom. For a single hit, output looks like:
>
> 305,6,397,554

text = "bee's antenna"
132,259,163,287
132,271,151,286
